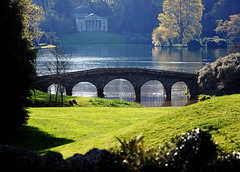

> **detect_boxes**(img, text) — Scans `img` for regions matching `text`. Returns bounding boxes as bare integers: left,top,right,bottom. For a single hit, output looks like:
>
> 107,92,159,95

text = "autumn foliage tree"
215,14,240,43
152,25,178,46
155,0,204,44
21,0,45,44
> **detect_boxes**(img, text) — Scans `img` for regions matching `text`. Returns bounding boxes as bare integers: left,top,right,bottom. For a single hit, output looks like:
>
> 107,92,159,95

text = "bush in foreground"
1,129,240,171
198,53,240,96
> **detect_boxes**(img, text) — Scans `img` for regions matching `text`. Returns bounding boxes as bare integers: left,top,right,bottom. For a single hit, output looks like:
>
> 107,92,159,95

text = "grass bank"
9,94,240,158
61,33,126,44
29,90,143,108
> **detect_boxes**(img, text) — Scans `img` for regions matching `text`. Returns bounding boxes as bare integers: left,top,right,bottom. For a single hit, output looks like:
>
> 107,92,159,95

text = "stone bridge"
35,68,199,102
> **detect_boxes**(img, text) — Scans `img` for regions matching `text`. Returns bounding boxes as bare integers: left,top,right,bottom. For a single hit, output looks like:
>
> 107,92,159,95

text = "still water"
37,44,228,107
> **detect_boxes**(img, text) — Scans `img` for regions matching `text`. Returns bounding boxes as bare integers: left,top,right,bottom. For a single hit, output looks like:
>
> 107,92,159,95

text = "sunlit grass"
9,94,240,158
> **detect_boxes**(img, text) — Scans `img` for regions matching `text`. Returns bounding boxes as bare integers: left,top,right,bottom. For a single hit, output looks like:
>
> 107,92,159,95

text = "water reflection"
152,47,227,73
48,84,66,95
70,79,195,107
171,82,189,106
37,44,228,107
104,79,134,102
72,82,97,97
141,80,165,107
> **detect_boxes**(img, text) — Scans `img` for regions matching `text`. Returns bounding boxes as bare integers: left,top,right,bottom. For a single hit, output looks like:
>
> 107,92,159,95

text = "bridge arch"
141,80,166,106
103,79,135,101
72,82,97,97
171,81,189,96
171,81,190,106
48,84,66,95
35,68,199,102
141,80,166,96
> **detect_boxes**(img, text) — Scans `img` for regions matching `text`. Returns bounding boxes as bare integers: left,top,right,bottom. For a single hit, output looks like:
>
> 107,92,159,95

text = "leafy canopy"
21,0,45,43
215,14,240,42
155,0,204,44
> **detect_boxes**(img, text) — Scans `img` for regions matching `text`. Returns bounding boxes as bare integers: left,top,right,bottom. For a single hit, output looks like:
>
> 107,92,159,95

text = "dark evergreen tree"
1,0,37,137
212,0,240,21
54,0,72,17
120,0,160,34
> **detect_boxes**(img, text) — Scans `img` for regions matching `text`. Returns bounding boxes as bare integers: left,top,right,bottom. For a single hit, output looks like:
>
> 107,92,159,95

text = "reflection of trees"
152,47,208,73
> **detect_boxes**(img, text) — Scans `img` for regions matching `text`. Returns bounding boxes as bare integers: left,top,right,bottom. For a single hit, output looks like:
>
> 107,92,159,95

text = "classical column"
91,20,93,31
99,20,101,31
92,20,95,31
85,20,88,31
96,20,99,31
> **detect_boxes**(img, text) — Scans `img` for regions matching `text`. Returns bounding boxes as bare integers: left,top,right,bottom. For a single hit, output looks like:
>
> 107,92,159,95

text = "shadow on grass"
5,126,74,154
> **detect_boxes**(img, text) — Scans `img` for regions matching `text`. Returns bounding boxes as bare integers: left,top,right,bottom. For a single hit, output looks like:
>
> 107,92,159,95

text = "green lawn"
60,32,126,44
29,90,143,107
9,94,240,159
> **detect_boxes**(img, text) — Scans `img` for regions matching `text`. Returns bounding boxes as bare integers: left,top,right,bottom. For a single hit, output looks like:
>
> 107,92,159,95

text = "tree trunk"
55,84,59,106
169,40,173,47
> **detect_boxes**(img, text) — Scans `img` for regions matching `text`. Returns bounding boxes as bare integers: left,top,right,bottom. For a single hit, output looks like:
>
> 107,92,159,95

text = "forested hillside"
33,0,240,40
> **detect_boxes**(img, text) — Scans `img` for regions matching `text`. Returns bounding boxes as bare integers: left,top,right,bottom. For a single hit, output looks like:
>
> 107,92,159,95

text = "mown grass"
29,90,143,107
61,32,126,44
9,94,240,159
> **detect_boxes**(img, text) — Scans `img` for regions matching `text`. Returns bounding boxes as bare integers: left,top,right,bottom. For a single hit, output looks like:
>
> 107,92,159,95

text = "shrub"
1,129,240,171
198,53,240,96
228,43,240,54
113,129,240,172
111,134,157,171
203,37,228,48
207,40,219,48
187,40,201,48
198,94,212,101
202,37,214,46
217,39,228,48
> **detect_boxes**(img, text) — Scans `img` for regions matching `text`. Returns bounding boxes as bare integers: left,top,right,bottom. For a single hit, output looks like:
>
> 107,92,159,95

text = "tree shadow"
4,126,74,154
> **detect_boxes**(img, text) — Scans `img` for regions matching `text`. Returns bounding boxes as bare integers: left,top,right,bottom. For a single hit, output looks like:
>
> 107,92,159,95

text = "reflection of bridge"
35,68,199,102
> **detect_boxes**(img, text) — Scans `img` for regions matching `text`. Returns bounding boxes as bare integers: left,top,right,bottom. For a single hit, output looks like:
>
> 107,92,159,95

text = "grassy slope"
60,33,126,44
30,90,143,107
10,94,240,158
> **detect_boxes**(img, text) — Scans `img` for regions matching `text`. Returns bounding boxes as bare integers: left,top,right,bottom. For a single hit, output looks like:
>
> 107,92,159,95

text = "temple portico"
73,6,108,32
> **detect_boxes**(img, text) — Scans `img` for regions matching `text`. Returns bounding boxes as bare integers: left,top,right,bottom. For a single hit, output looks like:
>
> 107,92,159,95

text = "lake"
36,44,228,107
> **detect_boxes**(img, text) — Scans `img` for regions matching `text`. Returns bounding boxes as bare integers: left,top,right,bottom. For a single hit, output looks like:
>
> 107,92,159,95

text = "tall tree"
44,45,71,107
21,0,45,44
156,0,204,44
152,25,178,46
212,0,240,21
1,0,37,136
120,0,160,33
54,0,72,17
215,14,240,43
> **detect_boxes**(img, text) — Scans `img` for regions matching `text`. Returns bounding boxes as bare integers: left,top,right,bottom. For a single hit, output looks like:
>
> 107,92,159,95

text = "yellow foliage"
215,14,240,41
21,0,45,43
154,0,204,44
152,25,178,46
